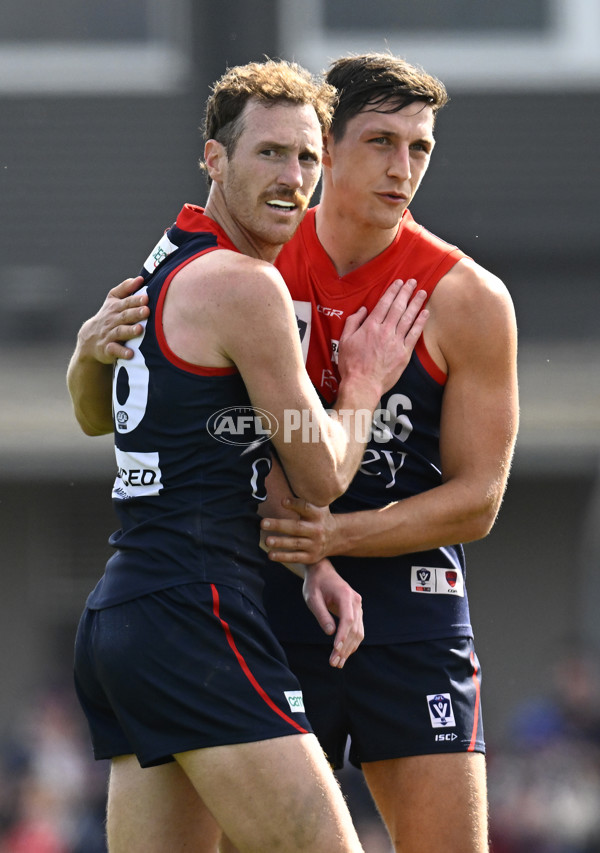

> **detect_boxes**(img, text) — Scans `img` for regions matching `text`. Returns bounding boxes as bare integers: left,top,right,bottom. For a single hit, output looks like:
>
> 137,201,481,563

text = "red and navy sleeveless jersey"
261,207,473,644
87,205,272,610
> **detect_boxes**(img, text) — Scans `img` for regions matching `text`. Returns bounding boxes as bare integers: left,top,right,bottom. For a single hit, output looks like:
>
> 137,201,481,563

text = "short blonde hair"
203,59,336,158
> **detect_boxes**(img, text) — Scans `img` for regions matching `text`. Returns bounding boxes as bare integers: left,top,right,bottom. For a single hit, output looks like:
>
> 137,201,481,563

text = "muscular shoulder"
183,249,289,302
433,258,511,313
164,249,296,366
425,258,517,373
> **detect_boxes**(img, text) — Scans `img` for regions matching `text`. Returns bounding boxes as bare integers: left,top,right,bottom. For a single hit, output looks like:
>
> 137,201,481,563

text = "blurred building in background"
1,1,599,850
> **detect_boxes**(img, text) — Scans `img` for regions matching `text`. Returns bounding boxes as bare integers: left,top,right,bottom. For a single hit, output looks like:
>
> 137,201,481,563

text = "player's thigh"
362,752,488,853
106,754,221,853
176,733,363,853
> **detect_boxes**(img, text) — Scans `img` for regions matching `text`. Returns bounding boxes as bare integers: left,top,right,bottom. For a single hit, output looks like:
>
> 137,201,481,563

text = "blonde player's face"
220,100,323,257
322,103,435,233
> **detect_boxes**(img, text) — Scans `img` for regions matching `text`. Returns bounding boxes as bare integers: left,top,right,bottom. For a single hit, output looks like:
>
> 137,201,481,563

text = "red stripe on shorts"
468,650,481,752
210,584,309,734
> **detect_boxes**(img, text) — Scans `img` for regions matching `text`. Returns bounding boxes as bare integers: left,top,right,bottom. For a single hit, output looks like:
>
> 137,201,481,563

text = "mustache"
261,188,307,207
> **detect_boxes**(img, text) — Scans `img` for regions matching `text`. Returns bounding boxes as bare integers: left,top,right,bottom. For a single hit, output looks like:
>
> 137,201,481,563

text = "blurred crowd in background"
488,646,600,853
0,685,107,853
2,644,600,853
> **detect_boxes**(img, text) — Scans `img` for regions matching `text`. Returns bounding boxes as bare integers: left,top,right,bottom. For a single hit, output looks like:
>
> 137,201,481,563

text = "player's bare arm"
67,267,426,451
262,259,518,561
179,254,428,506
66,276,149,435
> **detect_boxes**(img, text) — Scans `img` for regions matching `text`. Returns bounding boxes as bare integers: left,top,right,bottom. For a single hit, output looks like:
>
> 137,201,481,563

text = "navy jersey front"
261,207,473,644
87,205,272,610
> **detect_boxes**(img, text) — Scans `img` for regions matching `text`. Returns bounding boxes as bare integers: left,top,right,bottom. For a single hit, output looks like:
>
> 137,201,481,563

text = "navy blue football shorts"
282,636,484,769
74,582,312,768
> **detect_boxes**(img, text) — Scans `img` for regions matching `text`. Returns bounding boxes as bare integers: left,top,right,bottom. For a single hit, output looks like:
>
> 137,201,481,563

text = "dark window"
323,0,550,33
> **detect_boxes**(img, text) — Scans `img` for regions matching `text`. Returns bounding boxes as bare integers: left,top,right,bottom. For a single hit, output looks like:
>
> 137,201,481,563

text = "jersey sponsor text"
284,690,306,713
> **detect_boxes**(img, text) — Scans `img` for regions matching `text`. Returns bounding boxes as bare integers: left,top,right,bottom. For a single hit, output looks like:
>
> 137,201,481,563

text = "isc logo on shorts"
284,690,306,713
426,693,456,728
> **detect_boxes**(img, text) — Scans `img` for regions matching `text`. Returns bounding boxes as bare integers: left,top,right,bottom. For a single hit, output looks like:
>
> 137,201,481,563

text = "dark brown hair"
326,53,448,141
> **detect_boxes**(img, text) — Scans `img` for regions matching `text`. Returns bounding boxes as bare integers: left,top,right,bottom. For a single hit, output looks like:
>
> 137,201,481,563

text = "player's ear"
204,139,227,182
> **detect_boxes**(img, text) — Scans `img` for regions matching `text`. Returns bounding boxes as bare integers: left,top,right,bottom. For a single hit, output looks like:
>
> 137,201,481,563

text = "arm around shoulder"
213,257,370,505
203,251,417,506
66,277,149,436
66,323,114,436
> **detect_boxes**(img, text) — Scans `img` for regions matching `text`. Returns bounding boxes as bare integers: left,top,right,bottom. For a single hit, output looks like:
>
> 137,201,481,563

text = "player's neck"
315,197,399,277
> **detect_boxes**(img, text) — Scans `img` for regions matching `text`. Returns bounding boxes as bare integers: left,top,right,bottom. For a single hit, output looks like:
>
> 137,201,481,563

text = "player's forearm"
66,343,114,436
329,481,504,558
275,403,381,508
258,458,299,520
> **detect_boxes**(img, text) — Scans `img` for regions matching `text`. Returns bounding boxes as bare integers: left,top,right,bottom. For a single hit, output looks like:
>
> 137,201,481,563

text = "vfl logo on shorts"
284,690,305,713
427,693,456,728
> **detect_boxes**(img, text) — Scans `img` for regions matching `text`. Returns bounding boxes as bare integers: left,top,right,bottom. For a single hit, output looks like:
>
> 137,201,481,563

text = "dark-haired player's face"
323,103,435,234
221,99,323,259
